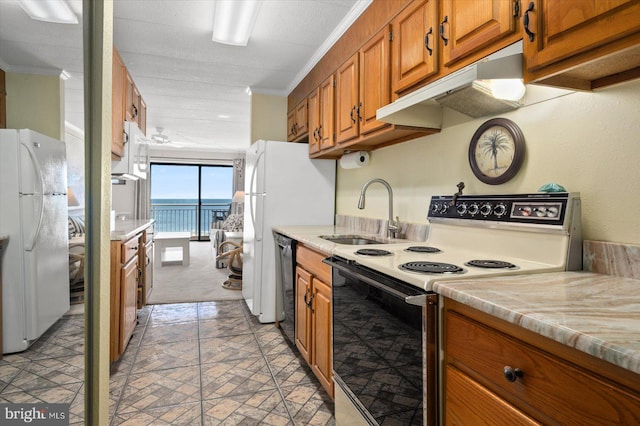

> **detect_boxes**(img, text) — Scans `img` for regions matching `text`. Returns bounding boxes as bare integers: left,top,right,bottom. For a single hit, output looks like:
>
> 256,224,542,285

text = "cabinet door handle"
424,27,433,56
503,366,524,382
350,106,356,124
132,104,138,118
439,16,449,46
123,129,129,145
523,2,535,42
309,292,315,313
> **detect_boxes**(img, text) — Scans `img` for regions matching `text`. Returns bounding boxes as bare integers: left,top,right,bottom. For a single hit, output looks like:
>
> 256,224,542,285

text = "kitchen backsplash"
583,241,640,280
335,214,429,242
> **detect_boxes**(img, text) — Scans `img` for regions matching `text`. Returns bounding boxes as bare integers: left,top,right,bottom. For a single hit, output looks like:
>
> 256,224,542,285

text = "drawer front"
445,311,640,425
445,365,540,426
121,235,140,264
296,244,331,284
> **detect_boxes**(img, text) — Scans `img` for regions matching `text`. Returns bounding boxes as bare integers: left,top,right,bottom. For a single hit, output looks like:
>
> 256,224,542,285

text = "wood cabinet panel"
295,266,312,364
287,99,309,142
319,74,335,151
112,50,126,158
445,365,541,426
444,301,640,425
336,53,359,144
307,89,321,154
524,0,640,71
391,0,439,94
295,244,334,398
138,97,147,135
120,255,138,354
441,0,519,67
523,0,640,89
287,110,296,142
359,27,391,135
311,276,333,398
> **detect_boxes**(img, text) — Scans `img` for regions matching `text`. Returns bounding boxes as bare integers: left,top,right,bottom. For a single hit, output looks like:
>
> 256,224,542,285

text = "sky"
150,164,233,199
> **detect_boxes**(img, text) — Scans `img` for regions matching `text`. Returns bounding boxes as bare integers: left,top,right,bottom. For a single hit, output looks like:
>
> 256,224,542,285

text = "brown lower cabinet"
295,244,333,398
443,298,640,425
110,231,143,362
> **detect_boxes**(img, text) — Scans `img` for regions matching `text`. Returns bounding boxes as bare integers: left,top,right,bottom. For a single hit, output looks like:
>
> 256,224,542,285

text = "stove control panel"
428,193,577,227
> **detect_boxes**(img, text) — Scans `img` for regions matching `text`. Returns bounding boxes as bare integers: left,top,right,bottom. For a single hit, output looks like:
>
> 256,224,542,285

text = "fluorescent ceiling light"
17,0,78,24
489,79,526,101
212,0,262,46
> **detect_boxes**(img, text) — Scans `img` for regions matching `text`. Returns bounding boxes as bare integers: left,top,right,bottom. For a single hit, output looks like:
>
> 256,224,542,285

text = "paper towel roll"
340,151,370,169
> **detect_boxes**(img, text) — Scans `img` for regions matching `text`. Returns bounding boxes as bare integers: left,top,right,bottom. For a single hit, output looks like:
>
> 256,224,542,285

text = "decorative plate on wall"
468,118,525,185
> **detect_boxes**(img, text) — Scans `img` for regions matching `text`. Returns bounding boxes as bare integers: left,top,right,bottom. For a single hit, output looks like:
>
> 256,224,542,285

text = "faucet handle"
388,216,400,238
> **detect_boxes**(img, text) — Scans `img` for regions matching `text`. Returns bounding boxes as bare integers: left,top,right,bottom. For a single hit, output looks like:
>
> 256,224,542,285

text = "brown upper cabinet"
287,99,308,142
307,74,336,154
112,50,126,158
392,0,521,96
440,0,520,67
336,27,392,145
112,48,147,158
522,0,640,89
391,0,439,95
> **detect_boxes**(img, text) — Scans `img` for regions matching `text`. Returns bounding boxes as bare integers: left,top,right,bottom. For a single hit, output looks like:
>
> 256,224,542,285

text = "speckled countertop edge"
110,219,155,241
274,226,640,375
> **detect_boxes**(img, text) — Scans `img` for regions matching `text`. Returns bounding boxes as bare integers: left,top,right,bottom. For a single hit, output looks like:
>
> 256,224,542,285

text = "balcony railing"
150,202,230,238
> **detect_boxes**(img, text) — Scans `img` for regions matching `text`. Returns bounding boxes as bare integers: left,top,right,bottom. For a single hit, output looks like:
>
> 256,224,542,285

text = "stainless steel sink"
319,235,387,245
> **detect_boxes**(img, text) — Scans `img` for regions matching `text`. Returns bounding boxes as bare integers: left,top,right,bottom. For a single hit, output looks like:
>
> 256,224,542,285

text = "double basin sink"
320,234,389,245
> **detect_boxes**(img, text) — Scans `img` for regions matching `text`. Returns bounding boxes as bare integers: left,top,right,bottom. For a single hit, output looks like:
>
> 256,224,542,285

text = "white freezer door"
18,130,67,195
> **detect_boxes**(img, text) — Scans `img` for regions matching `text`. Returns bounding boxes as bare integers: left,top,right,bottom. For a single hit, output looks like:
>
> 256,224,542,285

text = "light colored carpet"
148,241,244,304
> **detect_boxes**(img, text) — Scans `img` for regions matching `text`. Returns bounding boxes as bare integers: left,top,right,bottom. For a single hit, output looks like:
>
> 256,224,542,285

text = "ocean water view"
151,198,232,237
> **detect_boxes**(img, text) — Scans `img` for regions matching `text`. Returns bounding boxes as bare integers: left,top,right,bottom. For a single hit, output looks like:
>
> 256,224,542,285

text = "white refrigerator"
0,129,70,353
243,140,335,323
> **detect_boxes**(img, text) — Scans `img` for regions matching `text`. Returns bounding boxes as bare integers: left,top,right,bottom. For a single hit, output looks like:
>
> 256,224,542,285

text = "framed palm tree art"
468,118,525,185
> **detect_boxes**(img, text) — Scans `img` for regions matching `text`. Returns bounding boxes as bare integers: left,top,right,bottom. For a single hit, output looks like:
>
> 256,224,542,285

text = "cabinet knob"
503,366,524,382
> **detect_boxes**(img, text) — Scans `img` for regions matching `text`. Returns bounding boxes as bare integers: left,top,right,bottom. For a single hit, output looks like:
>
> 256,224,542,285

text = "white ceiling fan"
148,127,183,148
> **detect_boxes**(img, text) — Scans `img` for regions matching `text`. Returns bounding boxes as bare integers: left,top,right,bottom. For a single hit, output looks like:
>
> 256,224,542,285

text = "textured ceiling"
0,0,368,153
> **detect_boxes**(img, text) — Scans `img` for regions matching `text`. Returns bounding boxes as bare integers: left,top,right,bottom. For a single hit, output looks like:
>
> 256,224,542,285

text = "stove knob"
519,206,532,216
480,203,492,216
468,203,479,215
456,203,468,215
431,203,440,214
546,206,559,218
439,203,449,214
533,207,547,217
494,203,507,217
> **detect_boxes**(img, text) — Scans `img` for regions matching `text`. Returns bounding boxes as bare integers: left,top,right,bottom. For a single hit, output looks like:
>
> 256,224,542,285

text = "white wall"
65,121,85,215
336,78,640,244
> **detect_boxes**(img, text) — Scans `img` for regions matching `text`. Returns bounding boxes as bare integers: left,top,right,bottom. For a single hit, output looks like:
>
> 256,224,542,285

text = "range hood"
377,41,524,128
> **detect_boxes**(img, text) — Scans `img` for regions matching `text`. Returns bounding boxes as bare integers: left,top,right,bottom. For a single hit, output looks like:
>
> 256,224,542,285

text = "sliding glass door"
150,163,233,240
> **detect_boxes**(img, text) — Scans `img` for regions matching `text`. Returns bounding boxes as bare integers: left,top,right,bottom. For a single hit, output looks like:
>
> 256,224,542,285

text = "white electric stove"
332,192,582,291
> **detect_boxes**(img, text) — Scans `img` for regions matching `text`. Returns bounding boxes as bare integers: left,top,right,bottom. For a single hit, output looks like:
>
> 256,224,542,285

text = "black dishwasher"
273,232,296,344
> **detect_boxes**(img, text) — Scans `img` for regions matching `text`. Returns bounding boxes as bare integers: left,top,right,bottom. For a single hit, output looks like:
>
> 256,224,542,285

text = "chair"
210,213,244,269
216,240,243,290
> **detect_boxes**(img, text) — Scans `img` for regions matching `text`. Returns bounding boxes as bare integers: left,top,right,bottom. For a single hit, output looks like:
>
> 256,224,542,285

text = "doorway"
150,163,233,240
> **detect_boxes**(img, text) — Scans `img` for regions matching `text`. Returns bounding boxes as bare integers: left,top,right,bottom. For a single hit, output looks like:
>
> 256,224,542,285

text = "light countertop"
274,225,640,376
110,219,155,241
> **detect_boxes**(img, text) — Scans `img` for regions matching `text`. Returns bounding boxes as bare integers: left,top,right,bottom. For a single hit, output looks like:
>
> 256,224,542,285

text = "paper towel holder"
340,150,370,169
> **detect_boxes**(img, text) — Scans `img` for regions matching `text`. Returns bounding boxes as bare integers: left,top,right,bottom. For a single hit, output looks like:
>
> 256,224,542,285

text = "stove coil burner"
355,248,393,256
400,261,464,274
405,246,442,254
465,260,517,269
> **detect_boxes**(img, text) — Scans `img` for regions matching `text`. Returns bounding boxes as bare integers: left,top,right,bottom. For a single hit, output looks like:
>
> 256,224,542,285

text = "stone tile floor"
0,300,335,425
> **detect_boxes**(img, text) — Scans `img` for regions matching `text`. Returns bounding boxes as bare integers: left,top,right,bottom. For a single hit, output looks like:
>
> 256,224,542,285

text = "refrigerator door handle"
250,151,265,241
21,141,45,251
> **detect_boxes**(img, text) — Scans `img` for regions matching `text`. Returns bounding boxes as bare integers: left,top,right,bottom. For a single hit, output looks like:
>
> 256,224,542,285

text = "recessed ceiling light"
217,114,230,119
17,0,78,24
